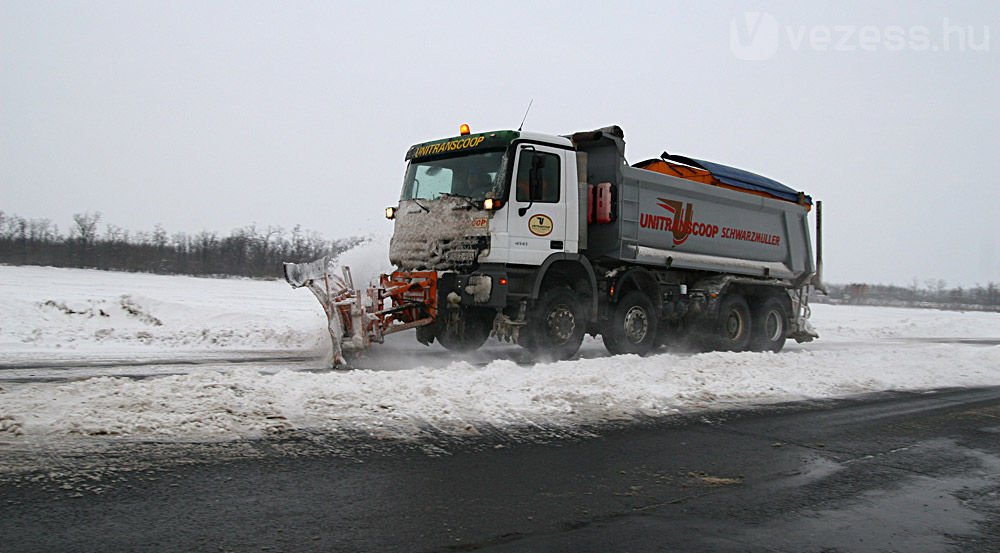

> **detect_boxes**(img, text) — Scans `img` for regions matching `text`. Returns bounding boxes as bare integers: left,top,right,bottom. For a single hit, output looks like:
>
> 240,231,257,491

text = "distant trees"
816,281,1000,312
0,211,362,278
4,210,996,310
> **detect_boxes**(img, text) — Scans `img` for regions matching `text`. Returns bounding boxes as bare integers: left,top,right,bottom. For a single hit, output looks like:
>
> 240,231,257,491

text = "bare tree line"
3,210,997,309
0,211,363,278
815,280,1000,312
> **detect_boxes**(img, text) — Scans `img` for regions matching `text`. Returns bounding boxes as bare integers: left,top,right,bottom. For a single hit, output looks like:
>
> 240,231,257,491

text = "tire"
436,310,492,352
749,297,788,353
523,288,586,360
708,293,752,352
603,290,659,355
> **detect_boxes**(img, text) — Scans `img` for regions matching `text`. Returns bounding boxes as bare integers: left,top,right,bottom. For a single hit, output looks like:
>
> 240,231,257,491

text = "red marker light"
499,278,508,286
459,123,471,135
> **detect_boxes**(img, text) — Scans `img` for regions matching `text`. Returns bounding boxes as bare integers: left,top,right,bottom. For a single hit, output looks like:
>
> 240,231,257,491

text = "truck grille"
390,236,488,271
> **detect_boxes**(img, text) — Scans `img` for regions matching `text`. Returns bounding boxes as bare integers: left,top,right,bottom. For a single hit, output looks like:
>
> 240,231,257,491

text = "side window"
515,151,561,203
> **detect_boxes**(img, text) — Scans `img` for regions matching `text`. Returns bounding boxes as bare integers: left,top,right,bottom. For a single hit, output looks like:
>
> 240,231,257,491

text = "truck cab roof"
514,131,573,148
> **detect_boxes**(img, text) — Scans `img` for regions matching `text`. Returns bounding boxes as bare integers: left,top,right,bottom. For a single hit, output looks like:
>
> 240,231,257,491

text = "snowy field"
2,259,1000,449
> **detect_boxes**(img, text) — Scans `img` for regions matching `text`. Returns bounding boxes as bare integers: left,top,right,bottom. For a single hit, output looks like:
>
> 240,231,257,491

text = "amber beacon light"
459,123,471,135
385,206,396,219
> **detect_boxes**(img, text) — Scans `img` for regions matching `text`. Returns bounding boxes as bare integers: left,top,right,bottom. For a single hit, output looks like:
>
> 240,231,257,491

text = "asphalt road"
3,387,1000,553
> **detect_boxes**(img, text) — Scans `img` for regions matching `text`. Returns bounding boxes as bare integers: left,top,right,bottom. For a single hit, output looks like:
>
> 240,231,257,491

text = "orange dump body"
634,158,810,209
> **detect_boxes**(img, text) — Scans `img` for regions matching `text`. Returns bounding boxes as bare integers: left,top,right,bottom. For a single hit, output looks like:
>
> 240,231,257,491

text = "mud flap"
789,288,820,343
789,317,819,343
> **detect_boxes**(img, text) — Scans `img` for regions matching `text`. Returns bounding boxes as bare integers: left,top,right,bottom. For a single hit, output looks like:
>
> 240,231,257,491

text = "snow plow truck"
284,125,823,366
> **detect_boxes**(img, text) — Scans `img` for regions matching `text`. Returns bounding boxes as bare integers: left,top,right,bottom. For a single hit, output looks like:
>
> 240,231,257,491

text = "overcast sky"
2,1,998,286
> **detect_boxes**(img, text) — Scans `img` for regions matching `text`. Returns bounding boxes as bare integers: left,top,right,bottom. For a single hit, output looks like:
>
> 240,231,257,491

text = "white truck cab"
481,133,579,266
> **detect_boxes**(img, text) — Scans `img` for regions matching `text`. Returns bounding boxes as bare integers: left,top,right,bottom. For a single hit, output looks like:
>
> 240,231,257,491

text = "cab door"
506,144,568,266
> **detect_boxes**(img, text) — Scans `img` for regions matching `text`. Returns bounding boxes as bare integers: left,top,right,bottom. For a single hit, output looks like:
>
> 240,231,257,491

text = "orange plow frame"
283,257,438,367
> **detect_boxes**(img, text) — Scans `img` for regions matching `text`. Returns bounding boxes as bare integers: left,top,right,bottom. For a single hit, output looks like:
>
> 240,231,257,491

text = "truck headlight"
385,206,397,219
483,198,503,210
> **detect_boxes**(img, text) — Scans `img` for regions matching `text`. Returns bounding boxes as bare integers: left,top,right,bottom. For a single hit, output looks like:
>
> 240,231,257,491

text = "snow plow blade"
282,257,354,366
283,257,437,368
283,257,331,289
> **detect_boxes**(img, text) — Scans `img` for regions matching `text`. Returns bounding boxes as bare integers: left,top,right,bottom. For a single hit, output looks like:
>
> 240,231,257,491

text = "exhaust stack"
813,200,827,294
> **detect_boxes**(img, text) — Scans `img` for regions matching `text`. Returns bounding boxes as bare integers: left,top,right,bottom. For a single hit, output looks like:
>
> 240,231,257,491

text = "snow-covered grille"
388,196,491,271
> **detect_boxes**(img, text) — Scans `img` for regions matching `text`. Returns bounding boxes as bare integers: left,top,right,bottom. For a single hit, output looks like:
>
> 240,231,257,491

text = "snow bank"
1,262,1000,445
4,338,999,443
811,303,1000,342
0,237,393,361
0,264,328,357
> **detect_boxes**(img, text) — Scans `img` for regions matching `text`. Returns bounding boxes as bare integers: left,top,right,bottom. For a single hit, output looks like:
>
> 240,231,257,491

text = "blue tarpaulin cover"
661,153,812,206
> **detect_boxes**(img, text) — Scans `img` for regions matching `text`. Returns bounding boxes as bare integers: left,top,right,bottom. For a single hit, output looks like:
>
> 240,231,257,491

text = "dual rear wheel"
601,290,789,355
707,293,789,353
603,291,659,355
749,297,789,353
708,294,753,351
444,287,790,358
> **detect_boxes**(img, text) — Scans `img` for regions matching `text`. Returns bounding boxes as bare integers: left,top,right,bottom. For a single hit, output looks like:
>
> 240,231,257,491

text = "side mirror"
528,154,545,202
517,145,537,217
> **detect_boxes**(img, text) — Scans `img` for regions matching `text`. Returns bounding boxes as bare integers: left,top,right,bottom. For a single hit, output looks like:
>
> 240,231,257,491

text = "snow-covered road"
1,263,999,447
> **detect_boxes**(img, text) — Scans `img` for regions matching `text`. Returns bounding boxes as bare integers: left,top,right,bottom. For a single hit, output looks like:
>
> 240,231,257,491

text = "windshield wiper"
411,199,430,213
441,193,481,210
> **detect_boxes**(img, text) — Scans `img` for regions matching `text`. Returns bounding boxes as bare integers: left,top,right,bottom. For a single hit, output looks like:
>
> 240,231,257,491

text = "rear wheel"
523,288,586,360
708,293,752,351
603,291,659,355
749,297,788,353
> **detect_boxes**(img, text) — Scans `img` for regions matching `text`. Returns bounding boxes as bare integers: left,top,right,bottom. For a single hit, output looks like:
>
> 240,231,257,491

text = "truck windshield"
401,151,506,201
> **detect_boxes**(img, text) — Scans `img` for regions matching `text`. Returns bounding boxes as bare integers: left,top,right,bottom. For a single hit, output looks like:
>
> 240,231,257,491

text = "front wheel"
603,291,659,355
524,288,586,360
437,310,492,352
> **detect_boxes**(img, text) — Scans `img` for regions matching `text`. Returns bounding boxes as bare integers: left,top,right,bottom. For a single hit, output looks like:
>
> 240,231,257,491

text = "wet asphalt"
3,386,1000,553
